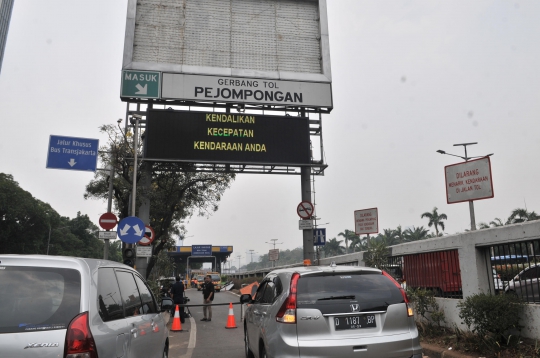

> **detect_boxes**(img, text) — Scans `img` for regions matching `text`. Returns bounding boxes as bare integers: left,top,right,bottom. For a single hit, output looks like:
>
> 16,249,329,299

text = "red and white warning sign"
98,212,118,230
139,225,155,246
297,201,314,219
354,208,379,235
445,157,494,204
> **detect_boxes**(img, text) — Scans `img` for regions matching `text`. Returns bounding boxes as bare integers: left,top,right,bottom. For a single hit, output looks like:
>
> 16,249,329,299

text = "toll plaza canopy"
168,245,233,272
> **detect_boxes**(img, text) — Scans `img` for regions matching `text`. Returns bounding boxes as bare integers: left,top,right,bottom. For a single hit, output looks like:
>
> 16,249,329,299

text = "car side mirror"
161,297,173,312
240,293,253,304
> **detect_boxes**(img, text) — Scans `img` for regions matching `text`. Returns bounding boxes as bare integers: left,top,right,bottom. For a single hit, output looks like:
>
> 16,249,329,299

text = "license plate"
334,315,376,330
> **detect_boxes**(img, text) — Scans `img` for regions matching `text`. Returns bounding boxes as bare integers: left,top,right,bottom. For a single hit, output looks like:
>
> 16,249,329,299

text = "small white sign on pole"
98,231,117,240
136,246,153,257
298,220,314,230
445,157,494,204
354,208,379,235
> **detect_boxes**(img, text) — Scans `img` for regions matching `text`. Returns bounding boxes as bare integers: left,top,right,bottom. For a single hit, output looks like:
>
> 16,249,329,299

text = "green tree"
506,208,540,225
403,226,429,241
338,229,357,254
0,173,51,254
363,239,388,268
421,207,447,236
489,218,505,227
323,238,345,257
84,124,235,278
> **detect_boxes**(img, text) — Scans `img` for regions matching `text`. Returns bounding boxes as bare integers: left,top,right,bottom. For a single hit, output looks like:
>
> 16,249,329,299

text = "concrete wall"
232,221,540,339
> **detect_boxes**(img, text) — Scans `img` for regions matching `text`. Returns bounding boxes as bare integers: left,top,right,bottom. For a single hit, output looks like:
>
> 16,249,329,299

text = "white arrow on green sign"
121,70,161,99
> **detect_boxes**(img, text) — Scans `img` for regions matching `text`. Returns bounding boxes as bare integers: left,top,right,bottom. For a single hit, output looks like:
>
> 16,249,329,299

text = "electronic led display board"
145,110,310,166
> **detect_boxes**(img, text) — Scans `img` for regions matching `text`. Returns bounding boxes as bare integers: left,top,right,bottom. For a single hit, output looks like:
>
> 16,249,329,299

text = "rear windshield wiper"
317,295,356,301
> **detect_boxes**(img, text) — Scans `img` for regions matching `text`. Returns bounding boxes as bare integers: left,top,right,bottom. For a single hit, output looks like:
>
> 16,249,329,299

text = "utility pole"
248,249,256,263
265,239,283,267
237,255,242,272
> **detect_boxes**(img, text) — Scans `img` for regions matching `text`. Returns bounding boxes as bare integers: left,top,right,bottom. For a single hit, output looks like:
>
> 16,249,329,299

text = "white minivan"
0,255,173,358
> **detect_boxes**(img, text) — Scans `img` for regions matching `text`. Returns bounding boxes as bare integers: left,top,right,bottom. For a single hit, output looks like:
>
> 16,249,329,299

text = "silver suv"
0,255,173,358
240,264,422,358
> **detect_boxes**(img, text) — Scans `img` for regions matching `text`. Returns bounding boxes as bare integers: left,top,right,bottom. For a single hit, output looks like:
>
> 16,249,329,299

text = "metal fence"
487,239,540,304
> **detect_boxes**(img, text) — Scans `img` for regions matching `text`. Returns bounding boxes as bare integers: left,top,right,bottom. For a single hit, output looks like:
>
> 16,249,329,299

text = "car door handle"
130,328,138,334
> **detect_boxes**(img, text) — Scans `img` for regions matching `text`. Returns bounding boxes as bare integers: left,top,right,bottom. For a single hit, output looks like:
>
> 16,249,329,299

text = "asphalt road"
168,288,245,358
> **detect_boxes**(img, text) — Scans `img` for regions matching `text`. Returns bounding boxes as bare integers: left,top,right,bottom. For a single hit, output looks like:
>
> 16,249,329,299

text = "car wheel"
260,344,267,358
244,326,254,358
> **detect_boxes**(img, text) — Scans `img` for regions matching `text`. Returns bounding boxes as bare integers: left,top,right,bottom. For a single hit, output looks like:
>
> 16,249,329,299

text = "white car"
0,255,173,358
505,264,540,303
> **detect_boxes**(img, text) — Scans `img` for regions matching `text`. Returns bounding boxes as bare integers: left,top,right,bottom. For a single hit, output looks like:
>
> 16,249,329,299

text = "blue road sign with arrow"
313,228,326,246
46,135,99,172
117,216,145,244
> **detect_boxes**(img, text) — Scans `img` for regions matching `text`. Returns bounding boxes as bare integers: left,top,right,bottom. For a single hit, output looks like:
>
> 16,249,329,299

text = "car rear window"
0,266,81,333
296,272,404,313
210,274,220,281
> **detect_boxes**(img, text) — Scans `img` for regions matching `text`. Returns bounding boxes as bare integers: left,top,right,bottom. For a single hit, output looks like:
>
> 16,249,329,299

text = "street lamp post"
436,142,494,231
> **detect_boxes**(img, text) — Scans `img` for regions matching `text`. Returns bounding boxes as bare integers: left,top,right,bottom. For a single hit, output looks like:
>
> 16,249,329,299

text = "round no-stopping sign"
297,201,314,219
139,225,155,246
99,212,118,230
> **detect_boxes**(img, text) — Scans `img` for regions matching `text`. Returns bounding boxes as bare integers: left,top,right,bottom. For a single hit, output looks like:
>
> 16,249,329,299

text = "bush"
457,293,524,348
407,288,446,329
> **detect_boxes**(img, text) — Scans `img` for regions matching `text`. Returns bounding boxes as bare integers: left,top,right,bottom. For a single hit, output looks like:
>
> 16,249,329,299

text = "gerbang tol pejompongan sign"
445,157,494,204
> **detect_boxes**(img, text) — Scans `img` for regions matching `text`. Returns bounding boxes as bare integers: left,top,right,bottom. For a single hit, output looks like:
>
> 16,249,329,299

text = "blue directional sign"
46,135,99,172
314,228,326,246
117,216,146,244
192,245,212,256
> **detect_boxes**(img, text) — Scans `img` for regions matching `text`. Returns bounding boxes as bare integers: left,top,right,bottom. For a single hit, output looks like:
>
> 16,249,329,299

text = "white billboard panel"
122,0,332,107
445,157,494,204
162,74,332,107
354,208,379,235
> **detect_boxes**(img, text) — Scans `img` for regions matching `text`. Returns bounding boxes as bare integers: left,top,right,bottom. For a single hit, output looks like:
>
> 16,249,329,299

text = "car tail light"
64,312,98,358
276,272,300,324
382,271,413,317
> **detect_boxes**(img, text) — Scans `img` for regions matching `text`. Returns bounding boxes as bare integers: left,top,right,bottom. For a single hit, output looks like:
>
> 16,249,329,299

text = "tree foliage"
421,207,448,236
84,124,235,278
0,173,104,258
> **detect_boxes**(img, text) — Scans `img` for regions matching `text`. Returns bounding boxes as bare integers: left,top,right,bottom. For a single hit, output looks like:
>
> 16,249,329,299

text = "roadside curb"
422,343,478,358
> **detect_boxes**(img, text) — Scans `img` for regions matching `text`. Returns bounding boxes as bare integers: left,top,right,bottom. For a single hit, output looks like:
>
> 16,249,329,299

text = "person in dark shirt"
170,276,185,322
201,275,215,321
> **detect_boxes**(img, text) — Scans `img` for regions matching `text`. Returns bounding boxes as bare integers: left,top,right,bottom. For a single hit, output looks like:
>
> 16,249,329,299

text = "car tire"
260,344,267,358
162,346,168,358
244,326,254,358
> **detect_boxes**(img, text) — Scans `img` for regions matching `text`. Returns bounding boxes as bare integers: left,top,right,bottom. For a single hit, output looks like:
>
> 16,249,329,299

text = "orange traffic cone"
225,302,237,329
171,304,183,332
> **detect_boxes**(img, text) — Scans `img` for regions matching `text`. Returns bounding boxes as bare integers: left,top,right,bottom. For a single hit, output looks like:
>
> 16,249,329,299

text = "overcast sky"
1,1,539,267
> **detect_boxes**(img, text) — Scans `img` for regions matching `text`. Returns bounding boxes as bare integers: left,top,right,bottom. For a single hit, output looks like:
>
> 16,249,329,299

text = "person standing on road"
201,275,215,322
170,276,185,323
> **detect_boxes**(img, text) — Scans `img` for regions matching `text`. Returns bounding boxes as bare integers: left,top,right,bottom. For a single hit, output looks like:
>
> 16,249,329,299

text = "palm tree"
323,238,345,257
379,228,400,246
338,229,357,254
489,218,505,227
348,235,363,252
478,222,490,229
394,225,406,244
507,208,540,225
421,207,448,236
403,226,429,241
